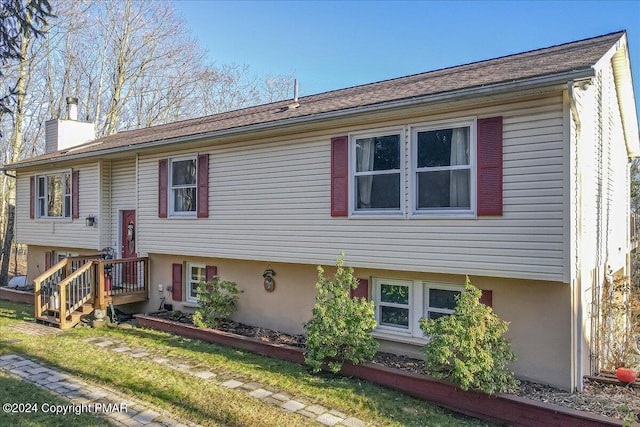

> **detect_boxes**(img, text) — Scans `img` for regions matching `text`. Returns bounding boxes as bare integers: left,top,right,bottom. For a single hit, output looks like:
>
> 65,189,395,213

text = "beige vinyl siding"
15,163,101,249
137,95,567,282
99,160,111,249
109,158,137,255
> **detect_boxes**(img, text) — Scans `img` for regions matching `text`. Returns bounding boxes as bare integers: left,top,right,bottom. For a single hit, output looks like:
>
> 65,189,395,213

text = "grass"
0,300,492,426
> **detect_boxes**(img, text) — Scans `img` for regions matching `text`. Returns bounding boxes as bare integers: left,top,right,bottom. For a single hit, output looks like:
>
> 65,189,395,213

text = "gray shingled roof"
9,31,624,167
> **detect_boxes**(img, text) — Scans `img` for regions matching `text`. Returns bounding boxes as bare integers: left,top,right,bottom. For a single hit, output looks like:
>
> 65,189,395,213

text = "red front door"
121,210,137,285
121,210,136,258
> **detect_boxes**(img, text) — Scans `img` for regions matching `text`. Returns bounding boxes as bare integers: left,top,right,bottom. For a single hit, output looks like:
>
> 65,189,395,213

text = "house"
3,31,638,391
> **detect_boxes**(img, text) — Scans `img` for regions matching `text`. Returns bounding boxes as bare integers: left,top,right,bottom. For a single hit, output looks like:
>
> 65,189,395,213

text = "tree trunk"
0,205,15,286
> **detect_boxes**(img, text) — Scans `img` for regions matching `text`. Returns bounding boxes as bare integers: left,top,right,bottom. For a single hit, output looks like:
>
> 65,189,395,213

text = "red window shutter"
331,136,349,217
197,154,209,218
158,159,168,218
45,252,53,270
350,278,369,300
72,170,79,219
205,265,217,282
477,117,503,216
479,290,493,307
172,263,183,301
30,176,35,219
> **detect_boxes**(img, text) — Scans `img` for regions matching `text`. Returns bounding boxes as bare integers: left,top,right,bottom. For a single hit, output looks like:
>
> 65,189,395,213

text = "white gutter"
567,79,584,392
3,68,595,171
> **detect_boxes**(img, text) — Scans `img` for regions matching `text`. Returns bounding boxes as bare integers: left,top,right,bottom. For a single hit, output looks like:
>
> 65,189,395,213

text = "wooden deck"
34,256,149,329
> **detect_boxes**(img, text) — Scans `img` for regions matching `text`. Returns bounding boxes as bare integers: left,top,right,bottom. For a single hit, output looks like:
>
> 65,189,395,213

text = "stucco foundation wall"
148,254,319,335
147,255,572,389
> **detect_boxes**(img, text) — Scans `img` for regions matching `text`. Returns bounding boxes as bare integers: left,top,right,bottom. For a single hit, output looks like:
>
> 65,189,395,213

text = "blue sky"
174,0,640,116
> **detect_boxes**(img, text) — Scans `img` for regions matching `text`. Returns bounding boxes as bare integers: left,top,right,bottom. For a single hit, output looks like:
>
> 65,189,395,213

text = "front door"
121,210,136,258
121,210,137,285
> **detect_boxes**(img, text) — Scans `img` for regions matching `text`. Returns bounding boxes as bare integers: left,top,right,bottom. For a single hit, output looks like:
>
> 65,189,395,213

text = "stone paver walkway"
9,321,63,336
82,336,367,427
0,353,199,427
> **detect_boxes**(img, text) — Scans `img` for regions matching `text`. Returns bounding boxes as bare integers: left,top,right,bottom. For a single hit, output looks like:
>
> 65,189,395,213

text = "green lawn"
0,300,492,427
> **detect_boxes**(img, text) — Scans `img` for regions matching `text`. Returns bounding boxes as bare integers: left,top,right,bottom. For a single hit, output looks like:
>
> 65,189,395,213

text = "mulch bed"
149,311,639,422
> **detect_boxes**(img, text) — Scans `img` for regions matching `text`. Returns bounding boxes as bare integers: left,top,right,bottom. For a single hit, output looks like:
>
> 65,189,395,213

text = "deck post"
97,262,105,310
34,278,42,318
59,280,66,330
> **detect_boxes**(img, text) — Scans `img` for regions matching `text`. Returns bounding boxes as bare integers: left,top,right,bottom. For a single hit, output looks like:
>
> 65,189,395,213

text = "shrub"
420,277,518,394
304,254,378,373
192,277,242,329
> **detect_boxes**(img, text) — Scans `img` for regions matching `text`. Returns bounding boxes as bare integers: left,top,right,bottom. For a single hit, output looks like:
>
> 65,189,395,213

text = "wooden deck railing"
34,255,149,328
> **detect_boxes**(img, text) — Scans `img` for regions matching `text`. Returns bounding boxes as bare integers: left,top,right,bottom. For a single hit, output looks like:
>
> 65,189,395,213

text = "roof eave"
2,68,595,171
610,34,640,157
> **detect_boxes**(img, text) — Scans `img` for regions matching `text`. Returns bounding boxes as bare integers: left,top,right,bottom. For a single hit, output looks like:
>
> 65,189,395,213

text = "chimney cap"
66,97,78,105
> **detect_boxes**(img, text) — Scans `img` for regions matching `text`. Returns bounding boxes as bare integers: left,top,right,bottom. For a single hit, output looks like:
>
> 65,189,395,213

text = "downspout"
567,80,583,391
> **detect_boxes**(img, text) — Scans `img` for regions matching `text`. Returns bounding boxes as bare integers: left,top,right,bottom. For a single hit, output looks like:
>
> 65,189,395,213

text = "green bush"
304,254,378,373
193,277,242,329
420,277,519,394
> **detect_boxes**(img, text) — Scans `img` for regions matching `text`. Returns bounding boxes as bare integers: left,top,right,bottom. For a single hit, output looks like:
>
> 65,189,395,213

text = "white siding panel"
138,96,567,282
100,160,111,249
15,163,101,249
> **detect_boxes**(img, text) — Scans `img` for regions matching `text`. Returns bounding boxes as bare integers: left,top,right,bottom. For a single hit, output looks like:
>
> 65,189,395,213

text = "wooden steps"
36,303,94,330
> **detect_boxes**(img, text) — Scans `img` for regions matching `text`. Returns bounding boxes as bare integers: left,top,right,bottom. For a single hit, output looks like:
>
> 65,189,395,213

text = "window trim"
348,127,405,218
169,155,198,218
35,169,73,220
185,262,206,303
409,117,477,218
372,277,465,342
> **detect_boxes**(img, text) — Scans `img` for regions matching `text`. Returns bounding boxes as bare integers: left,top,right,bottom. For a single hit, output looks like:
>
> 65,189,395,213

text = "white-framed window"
350,128,404,216
372,278,464,340
36,171,72,218
169,156,197,216
424,283,463,320
186,262,206,303
347,118,477,218
410,119,476,216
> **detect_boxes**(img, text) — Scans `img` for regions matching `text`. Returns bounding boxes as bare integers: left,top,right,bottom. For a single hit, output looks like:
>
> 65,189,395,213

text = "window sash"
350,130,404,215
170,158,197,215
36,172,71,218
186,263,205,302
411,120,476,215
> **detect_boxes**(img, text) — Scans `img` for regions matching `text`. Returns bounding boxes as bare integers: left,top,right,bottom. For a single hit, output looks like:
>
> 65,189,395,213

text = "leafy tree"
420,277,518,394
304,254,378,373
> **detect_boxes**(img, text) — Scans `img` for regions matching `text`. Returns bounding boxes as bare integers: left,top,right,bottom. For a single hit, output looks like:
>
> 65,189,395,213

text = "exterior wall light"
85,215,96,227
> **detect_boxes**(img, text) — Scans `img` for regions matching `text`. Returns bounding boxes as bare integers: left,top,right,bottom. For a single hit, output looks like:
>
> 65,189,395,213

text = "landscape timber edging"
134,314,623,427
0,288,34,305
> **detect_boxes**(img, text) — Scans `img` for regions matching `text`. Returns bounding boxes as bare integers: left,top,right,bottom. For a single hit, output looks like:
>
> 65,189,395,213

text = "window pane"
64,173,71,195
428,311,451,320
190,284,199,298
356,135,400,172
417,127,469,168
47,176,62,217
380,283,409,304
429,288,461,310
191,267,205,281
64,195,71,217
38,199,45,217
38,177,44,197
380,306,409,328
356,174,400,209
172,160,196,185
417,170,470,209
173,188,197,212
